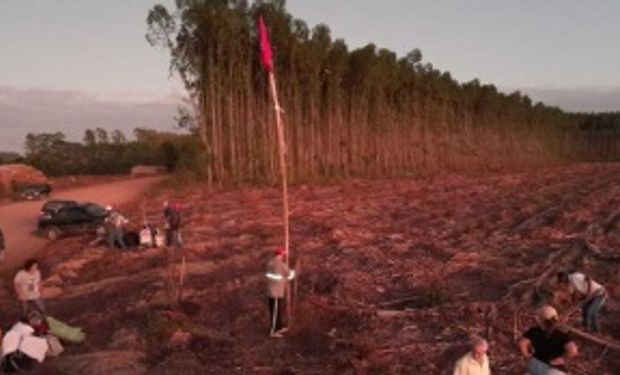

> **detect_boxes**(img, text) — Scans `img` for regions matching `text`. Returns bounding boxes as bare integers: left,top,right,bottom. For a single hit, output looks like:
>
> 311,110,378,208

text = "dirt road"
0,177,161,270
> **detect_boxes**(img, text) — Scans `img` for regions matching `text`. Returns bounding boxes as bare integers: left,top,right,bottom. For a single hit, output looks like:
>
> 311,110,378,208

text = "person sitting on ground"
139,224,154,248
105,205,128,249
1,319,48,372
27,311,63,357
14,259,46,320
557,271,607,333
453,335,491,375
265,247,295,338
154,228,166,248
519,305,578,375
27,311,49,336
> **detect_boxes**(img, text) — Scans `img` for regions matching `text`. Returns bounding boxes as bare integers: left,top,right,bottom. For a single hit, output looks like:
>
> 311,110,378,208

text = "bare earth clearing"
0,176,161,269
1,164,619,374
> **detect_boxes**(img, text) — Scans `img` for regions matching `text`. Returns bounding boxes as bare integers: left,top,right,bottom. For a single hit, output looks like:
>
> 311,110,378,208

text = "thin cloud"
0,85,182,153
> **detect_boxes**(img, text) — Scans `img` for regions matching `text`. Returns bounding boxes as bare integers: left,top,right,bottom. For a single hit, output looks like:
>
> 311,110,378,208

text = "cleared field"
4,164,619,374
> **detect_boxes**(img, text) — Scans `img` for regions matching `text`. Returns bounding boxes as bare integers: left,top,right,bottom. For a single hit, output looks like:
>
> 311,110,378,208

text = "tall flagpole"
268,73,290,260
260,16,293,327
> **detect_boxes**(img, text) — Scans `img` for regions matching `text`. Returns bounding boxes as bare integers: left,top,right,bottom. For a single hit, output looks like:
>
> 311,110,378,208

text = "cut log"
377,295,418,308
561,324,620,352
376,310,409,319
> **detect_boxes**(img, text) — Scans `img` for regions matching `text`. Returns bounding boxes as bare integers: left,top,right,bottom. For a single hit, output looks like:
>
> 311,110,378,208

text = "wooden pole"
178,255,186,304
268,72,292,326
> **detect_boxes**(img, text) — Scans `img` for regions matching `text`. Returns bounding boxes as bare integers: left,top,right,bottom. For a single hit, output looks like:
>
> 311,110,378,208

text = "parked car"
38,202,109,240
20,184,53,200
40,200,78,218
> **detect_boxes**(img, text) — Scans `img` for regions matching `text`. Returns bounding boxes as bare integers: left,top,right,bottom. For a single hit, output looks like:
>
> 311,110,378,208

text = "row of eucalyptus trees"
147,0,619,185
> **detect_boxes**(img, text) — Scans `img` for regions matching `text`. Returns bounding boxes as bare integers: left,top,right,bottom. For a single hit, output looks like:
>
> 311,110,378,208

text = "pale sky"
1,0,619,152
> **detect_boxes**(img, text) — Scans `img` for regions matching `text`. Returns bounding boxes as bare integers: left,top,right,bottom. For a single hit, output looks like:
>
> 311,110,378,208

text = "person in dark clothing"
519,305,578,375
163,201,182,248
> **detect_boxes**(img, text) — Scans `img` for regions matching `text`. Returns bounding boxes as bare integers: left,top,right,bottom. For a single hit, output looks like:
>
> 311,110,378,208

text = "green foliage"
147,1,620,185
22,129,200,176
0,152,23,164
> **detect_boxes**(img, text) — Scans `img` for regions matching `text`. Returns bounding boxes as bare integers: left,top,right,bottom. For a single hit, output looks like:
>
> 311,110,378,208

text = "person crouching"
519,305,578,375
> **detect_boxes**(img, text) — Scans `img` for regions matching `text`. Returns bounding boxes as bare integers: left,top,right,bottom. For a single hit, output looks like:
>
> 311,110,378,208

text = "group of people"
1,202,612,374
265,244,610,375
103,201,183,250
452,270,608,375
2,259,84,372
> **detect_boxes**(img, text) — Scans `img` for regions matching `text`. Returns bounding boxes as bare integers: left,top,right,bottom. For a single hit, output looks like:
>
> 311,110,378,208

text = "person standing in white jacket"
265,248,295,337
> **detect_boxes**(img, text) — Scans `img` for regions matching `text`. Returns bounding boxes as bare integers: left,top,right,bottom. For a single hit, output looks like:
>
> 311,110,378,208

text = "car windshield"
43,201,76,211
83,203,107,217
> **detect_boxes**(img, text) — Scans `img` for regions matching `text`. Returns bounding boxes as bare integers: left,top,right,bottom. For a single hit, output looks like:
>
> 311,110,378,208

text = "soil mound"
0,163,48,196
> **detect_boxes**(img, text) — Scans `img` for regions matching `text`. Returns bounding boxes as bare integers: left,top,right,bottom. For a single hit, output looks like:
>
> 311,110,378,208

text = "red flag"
258,16,274,72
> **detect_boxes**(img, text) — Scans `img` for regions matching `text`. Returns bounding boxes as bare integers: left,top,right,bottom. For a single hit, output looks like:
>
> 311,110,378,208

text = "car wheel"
47,227,61,240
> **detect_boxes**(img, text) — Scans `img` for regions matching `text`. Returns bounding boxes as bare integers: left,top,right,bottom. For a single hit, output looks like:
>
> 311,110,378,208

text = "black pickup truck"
38,202,108,240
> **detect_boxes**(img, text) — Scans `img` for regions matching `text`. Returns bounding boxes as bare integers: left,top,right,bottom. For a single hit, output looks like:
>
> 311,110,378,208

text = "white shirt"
139,228,153,246
1,322,48,362
568,272,604,295
454,352,491,375
14,269,41,301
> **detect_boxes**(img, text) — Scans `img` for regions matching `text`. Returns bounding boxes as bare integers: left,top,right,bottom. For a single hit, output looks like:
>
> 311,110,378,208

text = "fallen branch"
513,305,521,342
560,324,620,352
559,301,583,324
512,206,562,234
376,310,412,319
504,243,583,307
377,295,418,308
588,209,620,235
582,240,620,263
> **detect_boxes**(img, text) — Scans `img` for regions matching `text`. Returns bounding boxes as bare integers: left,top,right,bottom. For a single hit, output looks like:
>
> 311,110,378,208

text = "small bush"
416,282,448,308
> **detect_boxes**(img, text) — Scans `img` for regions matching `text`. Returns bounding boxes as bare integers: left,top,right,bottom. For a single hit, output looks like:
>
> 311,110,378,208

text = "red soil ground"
2,163,619,374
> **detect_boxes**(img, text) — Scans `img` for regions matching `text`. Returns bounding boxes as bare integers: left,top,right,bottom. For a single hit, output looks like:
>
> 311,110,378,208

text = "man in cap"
557,271,607,333
519,305,578,375
266,247,295,337
453,335,491,375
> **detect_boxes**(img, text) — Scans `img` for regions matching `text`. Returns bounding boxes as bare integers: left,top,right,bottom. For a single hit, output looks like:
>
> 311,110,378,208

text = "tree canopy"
145,0,619,184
